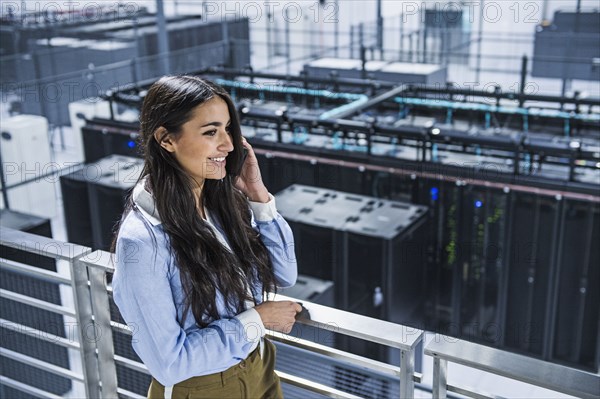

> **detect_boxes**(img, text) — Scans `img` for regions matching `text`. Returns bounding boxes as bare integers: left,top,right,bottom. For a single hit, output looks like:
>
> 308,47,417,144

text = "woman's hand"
233,136,270,203
254,300,302,334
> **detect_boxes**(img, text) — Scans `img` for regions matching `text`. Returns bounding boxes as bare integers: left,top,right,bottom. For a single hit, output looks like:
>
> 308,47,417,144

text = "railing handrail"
425,335,600,399
17,226,599,398
0,226,101,397
77,251,424,351
0,227,91,261
275,293,423,351
77,249,421,397
0,256,73,284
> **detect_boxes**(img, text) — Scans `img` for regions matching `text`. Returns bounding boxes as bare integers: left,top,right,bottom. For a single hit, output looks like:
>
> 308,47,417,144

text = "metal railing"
426,336,600,399
0,227,424,398
0,227,97,397
1,226,599,398
76,249,424,398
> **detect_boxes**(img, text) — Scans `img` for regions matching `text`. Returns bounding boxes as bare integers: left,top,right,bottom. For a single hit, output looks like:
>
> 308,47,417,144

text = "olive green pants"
147,339,283,399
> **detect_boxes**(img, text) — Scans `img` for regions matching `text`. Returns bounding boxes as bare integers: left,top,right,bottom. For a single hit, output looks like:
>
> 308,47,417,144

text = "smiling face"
159,96,234,187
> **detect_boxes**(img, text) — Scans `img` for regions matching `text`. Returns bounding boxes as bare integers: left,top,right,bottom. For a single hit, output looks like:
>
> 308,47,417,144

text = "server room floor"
0,102,578,398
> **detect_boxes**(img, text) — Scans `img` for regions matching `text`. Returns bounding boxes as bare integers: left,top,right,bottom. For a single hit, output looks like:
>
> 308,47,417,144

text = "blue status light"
475,200,483,208
127,140,136,149
430,187,439,201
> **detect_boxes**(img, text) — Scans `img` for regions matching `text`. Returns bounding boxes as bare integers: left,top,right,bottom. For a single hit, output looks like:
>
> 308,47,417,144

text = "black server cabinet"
61,155,142,250
256,152,379,200
316,162,376,196
275,185,429,363
87,155,143,251
81,125,107,163
343,201,429,325
340,198,429,364
254,154,315,196
60,167,94,248
552,200,600,371
416,179,512,348
504,194,559,357
415,179,463,333
82,125,141,164
456,186,509,345
0,210,72,397
275,185,349,282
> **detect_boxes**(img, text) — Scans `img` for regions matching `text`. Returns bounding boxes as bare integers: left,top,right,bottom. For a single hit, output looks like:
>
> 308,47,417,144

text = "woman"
112,75,300,399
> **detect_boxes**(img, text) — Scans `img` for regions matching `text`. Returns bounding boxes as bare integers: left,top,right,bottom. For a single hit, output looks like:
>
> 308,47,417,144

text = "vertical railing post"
432,357,448,398
69,252,101,398
82,252,119,398
399,348,415,399
350,25,355,59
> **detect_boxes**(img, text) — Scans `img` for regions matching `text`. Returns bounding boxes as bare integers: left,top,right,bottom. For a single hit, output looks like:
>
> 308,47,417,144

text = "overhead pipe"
103,66,599,109
215,79,369,121
328,84,408,120
215,79,364,101
393,97,600,123
404,85,600,107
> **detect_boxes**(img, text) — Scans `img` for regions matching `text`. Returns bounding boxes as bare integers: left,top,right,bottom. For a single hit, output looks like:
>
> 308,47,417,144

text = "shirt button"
239,361,246,369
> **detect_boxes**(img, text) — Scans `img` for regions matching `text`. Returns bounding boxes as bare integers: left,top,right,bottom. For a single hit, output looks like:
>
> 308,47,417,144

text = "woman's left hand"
233,136,270,203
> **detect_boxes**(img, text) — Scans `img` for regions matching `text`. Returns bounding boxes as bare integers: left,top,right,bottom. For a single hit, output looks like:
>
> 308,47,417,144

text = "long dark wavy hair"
114,75,277,327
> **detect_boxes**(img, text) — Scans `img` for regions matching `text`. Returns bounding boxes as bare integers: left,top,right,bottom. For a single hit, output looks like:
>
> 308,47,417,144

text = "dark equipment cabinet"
275,184,429,363
504,194,559,356
87,156,143,251
343,199,429,325
0,210,72,397
82,123,141,164
455,185,509,344
60,155,143,251
274,185,347,282
60,165,97,248
552,200,600,369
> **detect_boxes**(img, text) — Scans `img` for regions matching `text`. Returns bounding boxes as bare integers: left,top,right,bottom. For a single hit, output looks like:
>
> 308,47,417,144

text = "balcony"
1,226,598,398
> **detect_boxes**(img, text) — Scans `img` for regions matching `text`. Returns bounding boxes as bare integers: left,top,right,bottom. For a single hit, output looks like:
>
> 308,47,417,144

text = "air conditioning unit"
0,115,56,218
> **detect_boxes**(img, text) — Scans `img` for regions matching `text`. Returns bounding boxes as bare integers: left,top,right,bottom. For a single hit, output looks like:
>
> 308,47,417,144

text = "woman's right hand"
254,300,302,334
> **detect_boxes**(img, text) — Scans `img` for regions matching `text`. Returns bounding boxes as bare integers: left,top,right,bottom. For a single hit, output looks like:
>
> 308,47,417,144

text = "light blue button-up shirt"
112,179,297,386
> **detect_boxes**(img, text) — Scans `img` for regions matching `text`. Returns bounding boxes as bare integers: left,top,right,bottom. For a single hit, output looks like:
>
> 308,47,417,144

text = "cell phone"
232,147,248,177
295,302,311,320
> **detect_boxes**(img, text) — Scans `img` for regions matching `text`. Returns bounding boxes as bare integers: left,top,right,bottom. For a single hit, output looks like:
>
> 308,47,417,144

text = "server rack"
275,184,429,363
87,156,143,251
60,155,143,251
90,72,600,370
504,194,559,357
274,185,347,282
60,166,95,248
551,200,600,370
82,121,141,163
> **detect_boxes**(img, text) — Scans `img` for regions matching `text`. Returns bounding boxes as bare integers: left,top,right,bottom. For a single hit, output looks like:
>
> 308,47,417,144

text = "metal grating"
274,342,400,398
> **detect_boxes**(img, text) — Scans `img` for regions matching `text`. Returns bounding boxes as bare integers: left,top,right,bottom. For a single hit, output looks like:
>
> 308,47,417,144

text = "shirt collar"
131,179,225,252
132,177,162,226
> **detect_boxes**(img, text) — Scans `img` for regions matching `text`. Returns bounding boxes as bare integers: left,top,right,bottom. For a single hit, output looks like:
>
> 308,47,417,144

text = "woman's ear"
154,127,175,153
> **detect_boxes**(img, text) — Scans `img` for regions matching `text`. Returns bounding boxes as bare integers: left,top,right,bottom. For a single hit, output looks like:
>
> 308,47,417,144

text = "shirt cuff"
249,193,278,222
235,308,266,343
